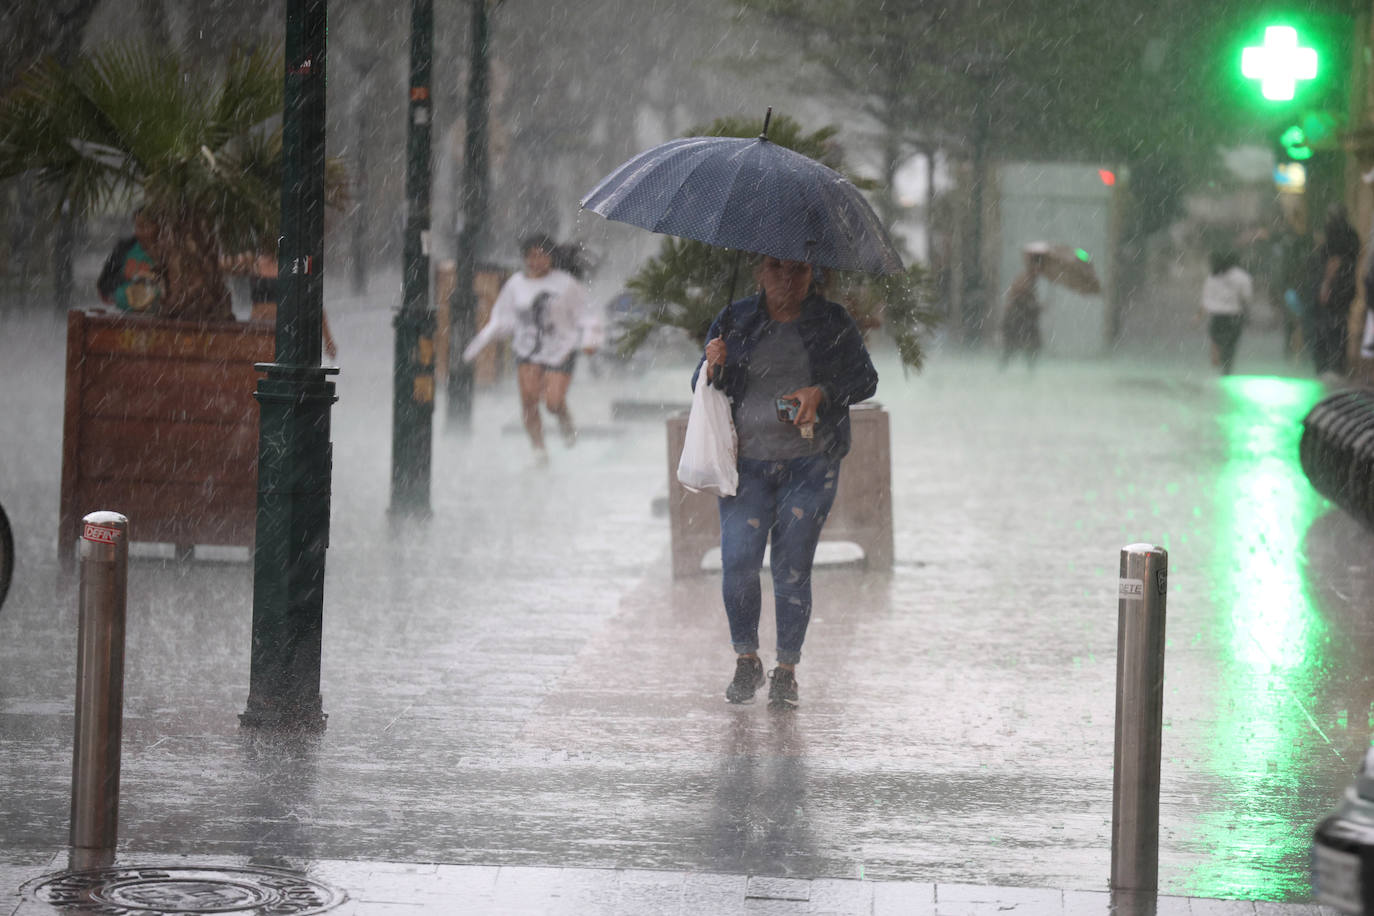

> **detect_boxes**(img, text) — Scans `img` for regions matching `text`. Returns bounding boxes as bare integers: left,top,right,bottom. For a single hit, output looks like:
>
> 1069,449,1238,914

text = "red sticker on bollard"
82,524,120,544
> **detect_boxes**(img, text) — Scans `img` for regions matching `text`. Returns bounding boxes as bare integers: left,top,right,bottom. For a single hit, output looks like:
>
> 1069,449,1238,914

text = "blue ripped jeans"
718,455,840,665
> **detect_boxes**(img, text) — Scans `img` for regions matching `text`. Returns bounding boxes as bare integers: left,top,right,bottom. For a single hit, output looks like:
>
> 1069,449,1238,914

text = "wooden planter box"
433,261,511,386
665,403,893,578
59,310,274,568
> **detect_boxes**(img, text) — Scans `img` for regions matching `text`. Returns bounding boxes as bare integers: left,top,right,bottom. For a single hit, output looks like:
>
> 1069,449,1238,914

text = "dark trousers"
1311,317,1349,376
1207,314,1244,375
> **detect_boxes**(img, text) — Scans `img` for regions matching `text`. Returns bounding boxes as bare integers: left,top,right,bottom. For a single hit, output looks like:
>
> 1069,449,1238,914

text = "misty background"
2,0,1329,343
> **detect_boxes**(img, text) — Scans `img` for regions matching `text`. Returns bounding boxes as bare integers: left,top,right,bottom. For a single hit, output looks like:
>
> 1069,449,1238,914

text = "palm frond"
206,44,283,152
624,236,741,350
0,41,348,252
80,45,196,177
0,56,130,213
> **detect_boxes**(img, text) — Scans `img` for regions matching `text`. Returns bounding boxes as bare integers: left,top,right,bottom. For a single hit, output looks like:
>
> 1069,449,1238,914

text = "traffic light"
1241,24,1318,102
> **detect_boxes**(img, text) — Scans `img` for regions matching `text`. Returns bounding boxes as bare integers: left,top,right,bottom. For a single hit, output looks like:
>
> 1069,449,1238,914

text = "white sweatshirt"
463,269,603,366
1200,266,1253,317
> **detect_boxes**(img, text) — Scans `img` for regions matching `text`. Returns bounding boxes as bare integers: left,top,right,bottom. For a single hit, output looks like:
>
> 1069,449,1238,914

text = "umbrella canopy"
581,135,904,275
1024,242,1102,296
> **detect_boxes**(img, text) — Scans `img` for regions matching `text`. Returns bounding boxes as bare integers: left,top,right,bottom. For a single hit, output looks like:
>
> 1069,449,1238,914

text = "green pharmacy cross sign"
1241,25,1317,101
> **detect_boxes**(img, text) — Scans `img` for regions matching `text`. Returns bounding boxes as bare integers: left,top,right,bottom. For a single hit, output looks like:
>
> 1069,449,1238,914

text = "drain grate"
23,864,345,915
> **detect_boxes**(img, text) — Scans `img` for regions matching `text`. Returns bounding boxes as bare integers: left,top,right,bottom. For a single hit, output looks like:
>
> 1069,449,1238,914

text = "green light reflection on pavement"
1182,375,1328,899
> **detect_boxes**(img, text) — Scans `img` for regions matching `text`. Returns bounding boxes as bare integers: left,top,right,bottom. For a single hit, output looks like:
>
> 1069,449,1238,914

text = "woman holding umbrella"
694,257,878,709
581,113,895,709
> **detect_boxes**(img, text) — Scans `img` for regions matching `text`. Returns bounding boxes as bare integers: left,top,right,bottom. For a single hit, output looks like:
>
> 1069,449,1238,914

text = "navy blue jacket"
691,292,878,459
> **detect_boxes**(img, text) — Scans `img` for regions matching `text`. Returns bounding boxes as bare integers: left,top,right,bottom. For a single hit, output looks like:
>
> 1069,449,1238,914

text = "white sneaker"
533,447,550,468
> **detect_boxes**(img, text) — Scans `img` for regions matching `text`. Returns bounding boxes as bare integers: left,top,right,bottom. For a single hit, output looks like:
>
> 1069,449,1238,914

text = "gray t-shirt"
736,319,827,459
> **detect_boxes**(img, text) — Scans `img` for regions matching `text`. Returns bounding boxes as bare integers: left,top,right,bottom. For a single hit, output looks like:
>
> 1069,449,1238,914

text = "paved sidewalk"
0,286,1367,913
0,854,1338,914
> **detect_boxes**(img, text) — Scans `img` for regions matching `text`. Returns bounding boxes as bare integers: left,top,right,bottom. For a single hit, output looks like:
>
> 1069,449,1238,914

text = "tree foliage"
733,0,1361,237
619,113,938,370
0,0,101,90
0,43,347,320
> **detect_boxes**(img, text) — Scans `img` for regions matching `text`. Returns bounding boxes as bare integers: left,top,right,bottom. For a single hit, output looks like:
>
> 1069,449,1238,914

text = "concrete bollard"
69,511,128,854
1112,543,1168,892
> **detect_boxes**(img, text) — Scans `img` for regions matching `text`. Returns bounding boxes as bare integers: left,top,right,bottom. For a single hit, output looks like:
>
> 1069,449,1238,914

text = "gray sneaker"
768,667,799,710
725,656,765,703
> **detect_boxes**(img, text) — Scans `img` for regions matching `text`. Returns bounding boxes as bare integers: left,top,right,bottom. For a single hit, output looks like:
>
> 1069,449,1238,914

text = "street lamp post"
241,0,336,732
446,0,491,428
348,53,380,297
964,100,991,346
960,50,1001,347
390,0,437,516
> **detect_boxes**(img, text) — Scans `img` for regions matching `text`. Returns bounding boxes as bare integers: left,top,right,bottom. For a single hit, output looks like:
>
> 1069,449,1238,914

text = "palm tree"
0,43,342,322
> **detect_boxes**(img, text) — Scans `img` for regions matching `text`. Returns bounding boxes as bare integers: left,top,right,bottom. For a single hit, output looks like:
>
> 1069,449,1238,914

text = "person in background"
224,248,337,359
462,233,602,465
1198,250,1252,375
1272,208,1314,361
96,208,163,314
695,254,878,710
999,247,1047,368
1362,246,1374,363
1308,204,1361,379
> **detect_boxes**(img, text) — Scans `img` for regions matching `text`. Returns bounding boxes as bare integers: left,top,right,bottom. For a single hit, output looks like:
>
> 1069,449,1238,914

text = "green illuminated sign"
1280,125,1313,160
1241,25,1317,101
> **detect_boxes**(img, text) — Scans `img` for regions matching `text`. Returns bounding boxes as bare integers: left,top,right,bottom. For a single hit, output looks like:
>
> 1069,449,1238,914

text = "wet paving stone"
0,296,1366,912
21,864,344,915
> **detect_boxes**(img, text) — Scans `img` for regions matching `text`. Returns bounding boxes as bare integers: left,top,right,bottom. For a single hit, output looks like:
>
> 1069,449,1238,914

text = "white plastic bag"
677,374,738,497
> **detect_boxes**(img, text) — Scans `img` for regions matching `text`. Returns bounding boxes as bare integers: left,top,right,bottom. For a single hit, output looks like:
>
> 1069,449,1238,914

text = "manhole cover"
23,865,345,915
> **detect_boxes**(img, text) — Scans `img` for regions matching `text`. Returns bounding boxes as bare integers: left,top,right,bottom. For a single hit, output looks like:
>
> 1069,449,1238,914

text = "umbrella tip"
760,107,772,140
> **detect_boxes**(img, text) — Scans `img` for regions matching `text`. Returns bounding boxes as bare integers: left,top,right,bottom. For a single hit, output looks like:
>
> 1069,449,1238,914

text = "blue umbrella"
580,129,904,275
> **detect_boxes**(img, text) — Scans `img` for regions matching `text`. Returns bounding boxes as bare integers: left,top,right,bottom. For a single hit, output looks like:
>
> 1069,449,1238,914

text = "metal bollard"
69,511,128,853
1112,543,1168,892
1311,744,1374,914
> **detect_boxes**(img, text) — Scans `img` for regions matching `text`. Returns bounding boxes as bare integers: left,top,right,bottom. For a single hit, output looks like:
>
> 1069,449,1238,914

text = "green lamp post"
446,0,492,428
241,0,336,732
390,0,437,516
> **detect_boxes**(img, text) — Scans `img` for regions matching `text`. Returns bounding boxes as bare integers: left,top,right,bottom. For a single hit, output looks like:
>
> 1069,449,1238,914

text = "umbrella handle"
725,249,742,307
710,283,737,391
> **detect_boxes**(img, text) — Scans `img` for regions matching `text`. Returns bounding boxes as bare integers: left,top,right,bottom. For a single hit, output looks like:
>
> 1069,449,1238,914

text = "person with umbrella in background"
998,242,1102,369
999,245,1048,368
581,111,893,709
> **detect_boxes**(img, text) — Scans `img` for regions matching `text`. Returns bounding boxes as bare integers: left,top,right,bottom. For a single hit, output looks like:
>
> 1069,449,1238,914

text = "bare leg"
322,309,338,360
517,362,546,452
542,369,576,445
